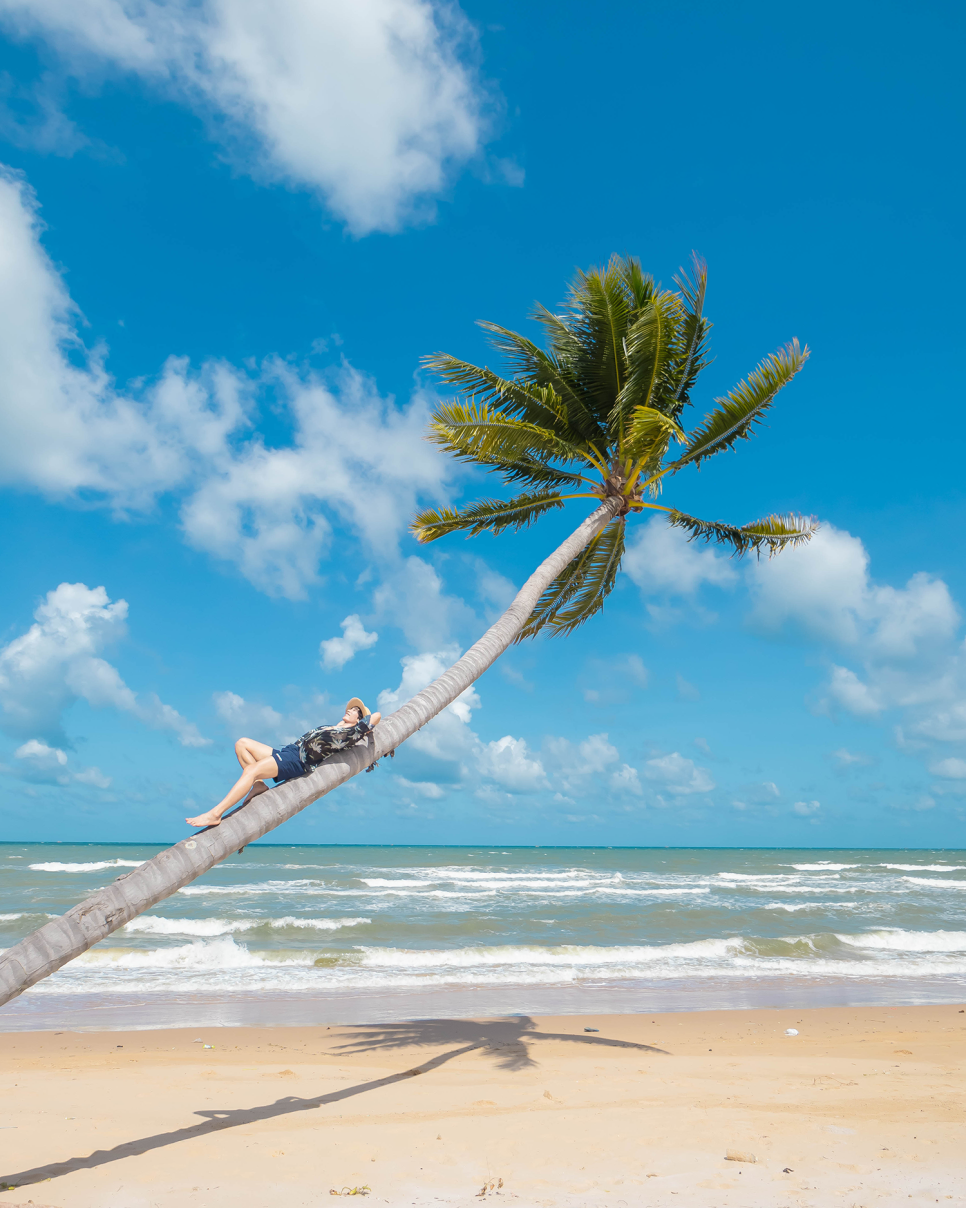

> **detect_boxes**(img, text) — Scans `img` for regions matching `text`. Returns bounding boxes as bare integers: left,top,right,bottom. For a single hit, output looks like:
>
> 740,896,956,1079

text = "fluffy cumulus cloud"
319,615,379,672
211,690,334,746
643,751,715,796
372,557,476,651
749,521,966,777
623,518,738,596
749,524,958,654
0,0,489,234
377,649,546,797
14,738,111,788
0,582,207,748
0,168,452,599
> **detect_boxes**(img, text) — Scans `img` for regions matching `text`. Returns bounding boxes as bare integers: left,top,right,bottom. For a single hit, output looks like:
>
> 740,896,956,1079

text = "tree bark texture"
0,500,620,1009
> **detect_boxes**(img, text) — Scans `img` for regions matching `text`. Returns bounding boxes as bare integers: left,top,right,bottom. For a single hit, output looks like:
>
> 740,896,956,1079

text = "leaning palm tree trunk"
0,500,620,1009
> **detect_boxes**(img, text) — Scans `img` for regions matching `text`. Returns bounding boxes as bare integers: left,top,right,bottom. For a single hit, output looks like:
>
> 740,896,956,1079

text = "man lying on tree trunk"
186,698,381,828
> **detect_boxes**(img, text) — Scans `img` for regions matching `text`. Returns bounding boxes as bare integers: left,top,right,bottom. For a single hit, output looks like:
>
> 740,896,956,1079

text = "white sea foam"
76,936,309,970
791,863,859,871
764,902,859,912
29,859,144,873
883,864,966,872
122,915,371,937
358,878,433,887
836,929,966,952
717,872,802,881
0,912,23,920
33,930,966,997
900,877,966,889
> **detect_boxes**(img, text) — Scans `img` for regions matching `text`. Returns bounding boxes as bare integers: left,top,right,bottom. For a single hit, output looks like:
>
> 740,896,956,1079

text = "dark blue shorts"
272,743,306,784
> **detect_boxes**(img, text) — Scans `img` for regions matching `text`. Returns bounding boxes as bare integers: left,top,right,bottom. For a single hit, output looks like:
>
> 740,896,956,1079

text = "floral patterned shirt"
296,717,372,769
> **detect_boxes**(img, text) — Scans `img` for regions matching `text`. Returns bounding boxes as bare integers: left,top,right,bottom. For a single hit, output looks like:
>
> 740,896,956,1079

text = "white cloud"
71,764,112,788
831,747,871,768
212,690,321,746
793,799,821,816
0,582,208,747
0,168,453,599
929,757,966,780
377,647,481,764
643,751,714,796
623,518,738,596
476,735,546,792
610,763,642,795
0,0,487,234
394,775,445,799
319,615,379,671
749,522,966,777
15,738,66,766
826,664,883,717
372,556,475,650
14,737,111,788
377,650,546,795
545,732,620,783
749,523,958,655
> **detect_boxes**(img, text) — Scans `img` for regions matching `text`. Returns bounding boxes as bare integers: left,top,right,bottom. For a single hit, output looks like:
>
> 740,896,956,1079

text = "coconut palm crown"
413,255,817,638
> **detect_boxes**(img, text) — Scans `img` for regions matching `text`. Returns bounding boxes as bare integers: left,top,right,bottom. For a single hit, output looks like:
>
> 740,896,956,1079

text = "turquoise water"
2,844,965,1029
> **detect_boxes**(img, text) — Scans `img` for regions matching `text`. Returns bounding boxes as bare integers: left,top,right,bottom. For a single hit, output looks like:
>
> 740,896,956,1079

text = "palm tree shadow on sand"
1,1017,668,1189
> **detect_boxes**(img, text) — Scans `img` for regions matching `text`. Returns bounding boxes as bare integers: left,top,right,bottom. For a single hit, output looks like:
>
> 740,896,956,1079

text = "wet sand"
1,1003,963,1207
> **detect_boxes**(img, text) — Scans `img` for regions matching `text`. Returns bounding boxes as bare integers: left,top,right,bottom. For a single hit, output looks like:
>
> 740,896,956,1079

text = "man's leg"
186,753,279,828
235,737,274,770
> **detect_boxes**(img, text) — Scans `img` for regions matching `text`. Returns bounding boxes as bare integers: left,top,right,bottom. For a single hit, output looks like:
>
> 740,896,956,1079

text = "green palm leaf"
413,492,566,543
421,353,576,437
477,321,607,443
474,453,589,490
624,406,687,464
612,290,682,429
671,340,808,471
667,509,818,556
427,402,597,469
518,519,625,639
669,254,712,411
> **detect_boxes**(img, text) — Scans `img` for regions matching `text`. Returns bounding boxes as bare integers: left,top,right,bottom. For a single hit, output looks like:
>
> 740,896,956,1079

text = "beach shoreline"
1,1002,963,1207
4,973,966,1033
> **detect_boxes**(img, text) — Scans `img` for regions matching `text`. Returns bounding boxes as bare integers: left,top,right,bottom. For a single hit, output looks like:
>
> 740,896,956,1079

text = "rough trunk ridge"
0,500,619,1008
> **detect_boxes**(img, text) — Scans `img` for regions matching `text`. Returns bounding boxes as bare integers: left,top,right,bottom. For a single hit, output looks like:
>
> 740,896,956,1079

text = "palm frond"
562,261,636,414
616,257,656,310
612,290,682,429
671,340,808,470
517,519,625,639
669,254,712,411
421,353,575,436
476,321,608,443
623,406,688,464
473,453,589,490
667,509,818,556
427,402,597,468
412,491,566,543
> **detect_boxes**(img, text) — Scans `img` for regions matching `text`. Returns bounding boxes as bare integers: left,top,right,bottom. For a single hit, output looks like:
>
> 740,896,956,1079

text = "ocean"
2,843,965,1031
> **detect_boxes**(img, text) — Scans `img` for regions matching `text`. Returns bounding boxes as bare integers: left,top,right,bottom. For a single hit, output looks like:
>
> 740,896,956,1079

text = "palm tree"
414,254,814,628
0,255,814,1010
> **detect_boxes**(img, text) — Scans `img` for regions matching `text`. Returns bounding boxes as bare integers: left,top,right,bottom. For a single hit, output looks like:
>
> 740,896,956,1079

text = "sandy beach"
1,1003,963,1207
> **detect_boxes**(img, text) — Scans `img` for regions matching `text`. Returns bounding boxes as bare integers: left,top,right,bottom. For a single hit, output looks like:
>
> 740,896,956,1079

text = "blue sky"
0,0,964,846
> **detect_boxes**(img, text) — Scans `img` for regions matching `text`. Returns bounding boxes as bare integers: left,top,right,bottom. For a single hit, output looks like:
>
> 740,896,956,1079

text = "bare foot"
185,810,222,828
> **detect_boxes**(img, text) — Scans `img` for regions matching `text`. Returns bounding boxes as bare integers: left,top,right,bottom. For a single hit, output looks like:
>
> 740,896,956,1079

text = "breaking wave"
29,859,145,873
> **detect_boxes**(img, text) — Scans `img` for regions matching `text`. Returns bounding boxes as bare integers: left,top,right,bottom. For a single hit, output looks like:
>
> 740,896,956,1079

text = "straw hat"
345,697,371,719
